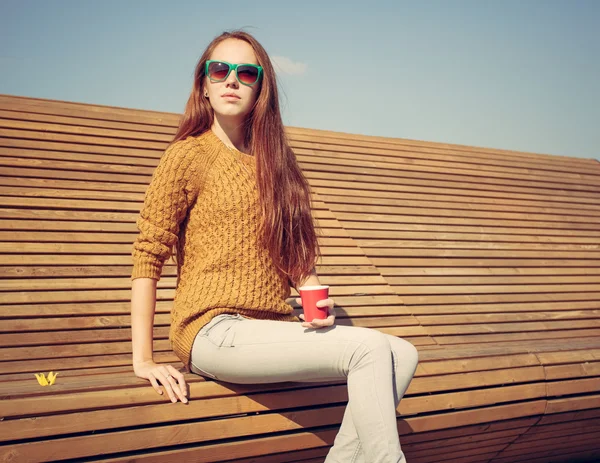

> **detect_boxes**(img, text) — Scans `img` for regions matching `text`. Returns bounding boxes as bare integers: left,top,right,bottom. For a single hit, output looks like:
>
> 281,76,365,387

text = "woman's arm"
293,267,320,290
130,141,199,403
131,277,158,367
131,277,188,403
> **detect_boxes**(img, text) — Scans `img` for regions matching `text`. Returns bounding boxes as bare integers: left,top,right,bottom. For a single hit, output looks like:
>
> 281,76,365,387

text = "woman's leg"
325,334,419,463
190,315,418,463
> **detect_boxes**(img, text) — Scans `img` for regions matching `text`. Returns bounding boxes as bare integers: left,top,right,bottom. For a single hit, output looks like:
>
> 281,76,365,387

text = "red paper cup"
298,285,329,322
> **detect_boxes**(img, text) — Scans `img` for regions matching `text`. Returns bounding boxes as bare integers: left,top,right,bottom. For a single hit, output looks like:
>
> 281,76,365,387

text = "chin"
215,106,251,119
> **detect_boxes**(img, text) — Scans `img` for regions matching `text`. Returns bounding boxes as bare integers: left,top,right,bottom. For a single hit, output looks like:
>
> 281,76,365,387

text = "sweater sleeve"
131,139,199,281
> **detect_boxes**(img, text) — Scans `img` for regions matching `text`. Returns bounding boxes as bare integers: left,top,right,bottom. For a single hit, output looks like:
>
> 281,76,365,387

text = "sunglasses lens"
208,62,230,80
237,65,260,85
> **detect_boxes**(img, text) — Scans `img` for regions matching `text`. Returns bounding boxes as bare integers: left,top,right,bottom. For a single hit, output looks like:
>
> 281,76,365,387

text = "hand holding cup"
296,285,336,329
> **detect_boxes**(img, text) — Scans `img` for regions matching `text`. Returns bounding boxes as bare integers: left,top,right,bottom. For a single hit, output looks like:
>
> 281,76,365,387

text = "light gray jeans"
190,313,419,463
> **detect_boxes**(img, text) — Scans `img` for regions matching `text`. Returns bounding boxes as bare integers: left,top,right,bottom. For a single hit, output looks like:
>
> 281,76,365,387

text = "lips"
222,93,240,99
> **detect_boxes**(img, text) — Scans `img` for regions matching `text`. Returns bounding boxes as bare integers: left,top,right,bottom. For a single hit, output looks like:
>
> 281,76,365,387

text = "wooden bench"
1,94,599,463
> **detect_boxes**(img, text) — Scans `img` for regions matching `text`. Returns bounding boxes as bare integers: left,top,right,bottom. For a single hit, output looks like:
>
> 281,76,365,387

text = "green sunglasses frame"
205,60,263,87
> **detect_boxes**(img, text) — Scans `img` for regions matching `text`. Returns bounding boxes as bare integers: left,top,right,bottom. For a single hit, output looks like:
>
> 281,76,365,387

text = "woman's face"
204,39,260,121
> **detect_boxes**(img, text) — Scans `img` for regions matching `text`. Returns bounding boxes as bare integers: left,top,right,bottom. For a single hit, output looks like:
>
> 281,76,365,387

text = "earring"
204,92,209,98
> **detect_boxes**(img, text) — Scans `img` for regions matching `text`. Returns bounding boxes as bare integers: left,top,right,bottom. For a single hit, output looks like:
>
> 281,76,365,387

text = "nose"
225,68,239,88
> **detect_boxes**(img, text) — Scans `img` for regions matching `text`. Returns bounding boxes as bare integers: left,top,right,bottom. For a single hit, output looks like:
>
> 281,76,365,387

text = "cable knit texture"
132,130,299,370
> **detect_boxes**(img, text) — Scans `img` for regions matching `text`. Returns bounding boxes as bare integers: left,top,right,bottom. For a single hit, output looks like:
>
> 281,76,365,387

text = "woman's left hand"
296,297,336,329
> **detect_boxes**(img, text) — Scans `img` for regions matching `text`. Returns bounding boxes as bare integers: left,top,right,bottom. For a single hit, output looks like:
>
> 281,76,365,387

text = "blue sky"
1,0,599,161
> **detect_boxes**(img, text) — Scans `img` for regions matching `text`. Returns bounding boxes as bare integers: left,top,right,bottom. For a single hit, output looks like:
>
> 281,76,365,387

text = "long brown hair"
171,30,320,287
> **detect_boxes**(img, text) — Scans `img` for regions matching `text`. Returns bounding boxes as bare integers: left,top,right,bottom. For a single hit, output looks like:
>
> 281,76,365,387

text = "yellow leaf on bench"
34,372,49,386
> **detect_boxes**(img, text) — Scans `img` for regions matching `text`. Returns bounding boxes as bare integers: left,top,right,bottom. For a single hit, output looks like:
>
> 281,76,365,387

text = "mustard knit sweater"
131,130,299,370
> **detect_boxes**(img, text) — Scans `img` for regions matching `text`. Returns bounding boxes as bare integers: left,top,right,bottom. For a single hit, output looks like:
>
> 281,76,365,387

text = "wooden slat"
0,94,182,126
0,116,173,142
0,406,346,461
286,128,597,167
298,158,600,193
0,136,165,160
304,170,600,199
315,186,600,213
0,127,167,150
0,109,175,135
294,147,600,183
338,219,600,237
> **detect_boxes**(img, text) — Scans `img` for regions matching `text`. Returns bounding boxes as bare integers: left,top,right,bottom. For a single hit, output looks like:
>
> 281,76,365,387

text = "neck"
211,116,246,152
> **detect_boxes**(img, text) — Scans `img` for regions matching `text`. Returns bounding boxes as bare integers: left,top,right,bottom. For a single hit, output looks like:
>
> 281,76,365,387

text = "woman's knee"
348,327,393,362
356,326,391,347
388,336,419,370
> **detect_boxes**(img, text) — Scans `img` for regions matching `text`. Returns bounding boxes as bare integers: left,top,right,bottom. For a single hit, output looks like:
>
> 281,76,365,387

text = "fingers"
301,313,336,329
299,297,336,329
296,297,334,309
156,367,188,404
147,373,164,396
156,370,178,403
298,298,334,311
167,366,188,403
315,298,334,309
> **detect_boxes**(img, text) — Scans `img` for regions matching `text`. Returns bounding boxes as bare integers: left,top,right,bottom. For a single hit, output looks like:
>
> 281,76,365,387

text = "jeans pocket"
190,314,240,379
200,314,239,348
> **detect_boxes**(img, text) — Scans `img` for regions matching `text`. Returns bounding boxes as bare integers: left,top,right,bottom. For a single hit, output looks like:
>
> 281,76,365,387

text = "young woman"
131,30,418,463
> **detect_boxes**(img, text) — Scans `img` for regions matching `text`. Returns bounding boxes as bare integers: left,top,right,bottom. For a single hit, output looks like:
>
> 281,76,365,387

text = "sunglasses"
205,60,263,87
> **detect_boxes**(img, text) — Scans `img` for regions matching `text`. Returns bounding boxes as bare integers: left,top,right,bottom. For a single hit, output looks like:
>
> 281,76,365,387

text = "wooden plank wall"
1,94,599,463
288,125,600,346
